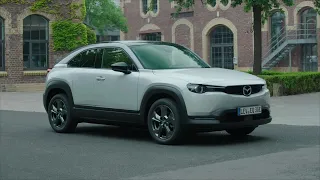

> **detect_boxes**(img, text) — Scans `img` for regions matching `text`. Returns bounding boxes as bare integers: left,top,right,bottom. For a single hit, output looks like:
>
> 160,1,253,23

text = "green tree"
315,0,320,14
168,0,298,75
85,0,128,34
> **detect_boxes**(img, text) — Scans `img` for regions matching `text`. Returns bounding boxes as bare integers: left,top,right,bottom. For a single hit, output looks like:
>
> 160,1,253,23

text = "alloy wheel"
151,105,175,140
50,99,68,129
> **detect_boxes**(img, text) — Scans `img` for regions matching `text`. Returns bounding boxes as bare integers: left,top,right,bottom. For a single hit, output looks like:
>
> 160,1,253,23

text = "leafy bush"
86,26,97,44
52,21,88,51
258,72,320,96
247,70,293,75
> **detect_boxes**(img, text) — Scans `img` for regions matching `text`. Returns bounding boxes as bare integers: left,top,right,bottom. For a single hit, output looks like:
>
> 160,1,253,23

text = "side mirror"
111,62,131,74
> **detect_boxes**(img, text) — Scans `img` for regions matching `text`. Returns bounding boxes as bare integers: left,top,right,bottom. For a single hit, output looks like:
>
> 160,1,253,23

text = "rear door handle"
96,76,106,81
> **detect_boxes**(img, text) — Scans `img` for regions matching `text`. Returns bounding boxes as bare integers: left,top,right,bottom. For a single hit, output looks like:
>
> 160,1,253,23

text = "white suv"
43,41,272,145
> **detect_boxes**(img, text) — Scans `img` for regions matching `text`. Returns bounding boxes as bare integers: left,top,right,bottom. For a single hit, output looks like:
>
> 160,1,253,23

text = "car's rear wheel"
147,98,184,145
226,127,256,136
48,94,77,133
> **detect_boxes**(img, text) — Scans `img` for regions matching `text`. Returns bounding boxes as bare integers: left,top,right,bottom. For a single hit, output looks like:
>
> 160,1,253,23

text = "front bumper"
183,108,272,131
182,88,271,117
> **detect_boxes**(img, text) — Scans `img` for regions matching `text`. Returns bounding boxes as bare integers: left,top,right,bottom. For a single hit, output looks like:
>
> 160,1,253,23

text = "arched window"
300,8,318,72
23,15,49,70
209,0,217,7
221,0,229,6
0,17,4,70
270,11,285,51
142,0,148,14
300,8,317,38
210,25,234,69
151,0,158,13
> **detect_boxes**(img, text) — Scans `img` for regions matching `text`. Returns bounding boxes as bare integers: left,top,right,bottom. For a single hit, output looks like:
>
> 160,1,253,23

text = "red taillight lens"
47,68,52,74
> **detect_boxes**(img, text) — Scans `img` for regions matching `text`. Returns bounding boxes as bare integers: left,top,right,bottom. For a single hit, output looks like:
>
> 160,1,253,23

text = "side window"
102,47,136,70
68,53,82,67
81,49,97,68
68,48,103,68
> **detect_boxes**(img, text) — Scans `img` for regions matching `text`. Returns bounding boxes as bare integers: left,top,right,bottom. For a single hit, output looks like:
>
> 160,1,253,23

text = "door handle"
96,76,106,81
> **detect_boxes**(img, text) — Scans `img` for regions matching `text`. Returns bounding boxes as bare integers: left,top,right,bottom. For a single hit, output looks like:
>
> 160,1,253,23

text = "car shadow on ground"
73,124,271,146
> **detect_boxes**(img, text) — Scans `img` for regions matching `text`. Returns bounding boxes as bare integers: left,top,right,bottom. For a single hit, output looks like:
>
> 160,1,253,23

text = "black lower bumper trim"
184,117,272,131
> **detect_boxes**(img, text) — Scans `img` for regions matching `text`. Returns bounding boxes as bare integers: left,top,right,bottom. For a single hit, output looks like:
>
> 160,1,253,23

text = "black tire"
226,127,256,136
47,93,77,133
147,98,184,145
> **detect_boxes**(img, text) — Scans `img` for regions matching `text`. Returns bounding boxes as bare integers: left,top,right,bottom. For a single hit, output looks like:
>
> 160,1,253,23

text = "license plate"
237,106,262,116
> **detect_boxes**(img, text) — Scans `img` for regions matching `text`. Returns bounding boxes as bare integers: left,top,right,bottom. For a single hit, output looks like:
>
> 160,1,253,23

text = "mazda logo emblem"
243,85,252,96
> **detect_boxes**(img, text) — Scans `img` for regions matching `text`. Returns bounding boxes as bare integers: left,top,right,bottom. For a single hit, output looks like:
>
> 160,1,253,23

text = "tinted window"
68,48,103,68
81,49,97,68
68,53,82,67
102,47,135,70
129,43,210,70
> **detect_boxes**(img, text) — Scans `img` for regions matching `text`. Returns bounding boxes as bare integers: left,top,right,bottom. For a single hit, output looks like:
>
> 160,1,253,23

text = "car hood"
152,68,265,86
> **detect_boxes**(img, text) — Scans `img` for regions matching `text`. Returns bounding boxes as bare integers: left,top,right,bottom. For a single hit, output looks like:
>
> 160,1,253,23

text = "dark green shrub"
86,26,97,44
52,20,88,51
259,72,320,96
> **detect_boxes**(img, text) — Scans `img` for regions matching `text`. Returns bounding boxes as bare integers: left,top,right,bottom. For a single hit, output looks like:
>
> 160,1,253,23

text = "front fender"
139,85,188,123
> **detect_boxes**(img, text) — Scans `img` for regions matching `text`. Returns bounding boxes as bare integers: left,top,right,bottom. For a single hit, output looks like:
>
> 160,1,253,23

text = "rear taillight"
47,68,52,74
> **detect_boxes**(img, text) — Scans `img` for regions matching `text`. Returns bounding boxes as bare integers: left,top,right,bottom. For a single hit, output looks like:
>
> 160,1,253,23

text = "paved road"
0,92,319,180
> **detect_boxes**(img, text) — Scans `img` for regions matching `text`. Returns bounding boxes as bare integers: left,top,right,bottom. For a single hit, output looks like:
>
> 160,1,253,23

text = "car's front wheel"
47,94,78,133
226,127,256,136
147,98,184,145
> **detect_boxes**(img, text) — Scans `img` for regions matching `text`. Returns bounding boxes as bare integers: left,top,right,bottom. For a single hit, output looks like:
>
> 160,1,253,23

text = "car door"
94,47,140,111
69,48,103,107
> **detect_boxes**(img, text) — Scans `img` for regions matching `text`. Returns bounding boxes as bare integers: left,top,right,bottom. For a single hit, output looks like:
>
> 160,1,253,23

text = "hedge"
257,72,320,96
52,21,88,51
86,26,97,44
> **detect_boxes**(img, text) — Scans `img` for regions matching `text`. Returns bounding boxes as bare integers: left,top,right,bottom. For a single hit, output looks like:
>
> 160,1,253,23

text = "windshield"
129,43,210,69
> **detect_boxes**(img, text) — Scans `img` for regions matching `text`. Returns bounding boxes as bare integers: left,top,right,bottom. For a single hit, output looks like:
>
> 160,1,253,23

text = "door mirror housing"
111,62,131,74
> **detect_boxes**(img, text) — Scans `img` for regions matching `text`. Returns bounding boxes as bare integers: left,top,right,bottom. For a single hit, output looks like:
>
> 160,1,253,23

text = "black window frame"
23,15,49,70
0,17,4,71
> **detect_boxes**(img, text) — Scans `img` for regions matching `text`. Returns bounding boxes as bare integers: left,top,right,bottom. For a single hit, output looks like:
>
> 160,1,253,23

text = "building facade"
0,0,84,91
121,0,320,72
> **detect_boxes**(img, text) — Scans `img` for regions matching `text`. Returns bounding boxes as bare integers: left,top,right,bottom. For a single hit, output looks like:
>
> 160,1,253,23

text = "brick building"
120,0,320,72
0,0,83,91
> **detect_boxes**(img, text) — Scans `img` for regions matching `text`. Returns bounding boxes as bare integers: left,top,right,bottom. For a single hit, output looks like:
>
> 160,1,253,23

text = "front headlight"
262,84,267,90
187,84,206,94
187,83,225,94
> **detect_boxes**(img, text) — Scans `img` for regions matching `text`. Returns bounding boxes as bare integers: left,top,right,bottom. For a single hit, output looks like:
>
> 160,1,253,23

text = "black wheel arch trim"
43,80,74,112
140,85,188,123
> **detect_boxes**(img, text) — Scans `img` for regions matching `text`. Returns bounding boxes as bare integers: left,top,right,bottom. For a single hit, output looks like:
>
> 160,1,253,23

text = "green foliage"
315,0,320,14
70,1,87,21
85,0,128,33
52,21,88,51
244,71,320,96
30,0,51,12
1,0,86,21
246,70,292,76
86,26,97,44
260,72,320,96
0,0,28,5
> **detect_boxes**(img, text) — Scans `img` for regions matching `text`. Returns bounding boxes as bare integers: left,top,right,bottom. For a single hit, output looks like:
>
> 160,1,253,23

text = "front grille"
217,109,270,123
224,85,263,96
